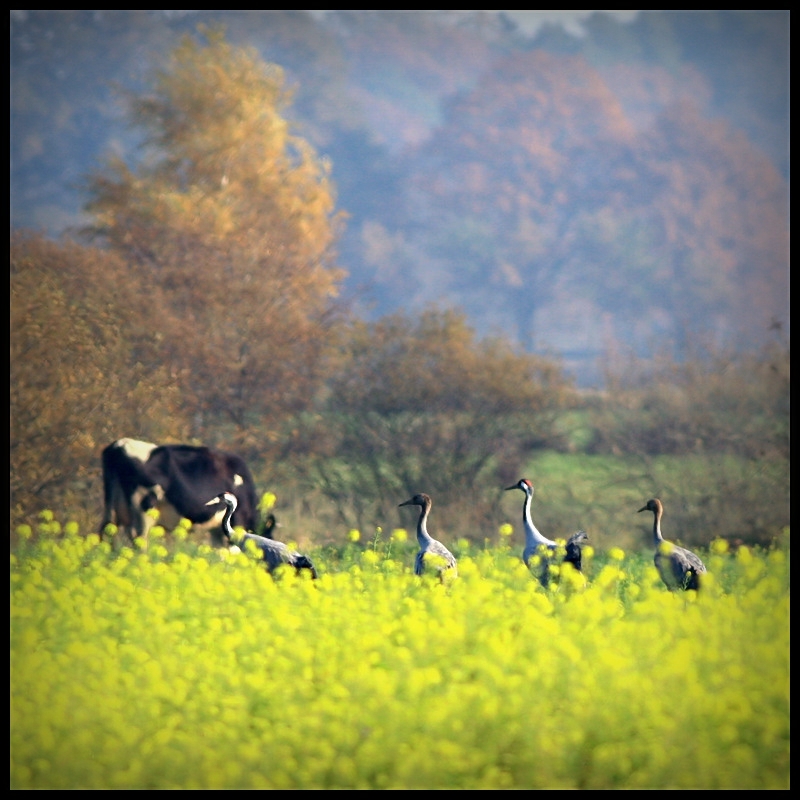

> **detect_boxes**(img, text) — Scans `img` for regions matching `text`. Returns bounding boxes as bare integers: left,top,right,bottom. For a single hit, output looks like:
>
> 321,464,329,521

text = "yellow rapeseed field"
10,518,789,789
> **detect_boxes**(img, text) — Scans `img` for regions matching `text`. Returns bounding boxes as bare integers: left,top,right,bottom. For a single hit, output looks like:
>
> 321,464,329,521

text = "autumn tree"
618,99,789,357
82,25,346,460
10,231,183,530
364,46,787,373
391,50,634,352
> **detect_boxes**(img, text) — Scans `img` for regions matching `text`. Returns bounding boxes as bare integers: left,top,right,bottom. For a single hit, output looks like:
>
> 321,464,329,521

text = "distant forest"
11,10,789,385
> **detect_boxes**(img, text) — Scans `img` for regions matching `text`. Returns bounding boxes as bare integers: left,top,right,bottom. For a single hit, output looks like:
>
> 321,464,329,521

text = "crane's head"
505,478,534,495
637,498,662,515
399,493,432,509
206,492,238,510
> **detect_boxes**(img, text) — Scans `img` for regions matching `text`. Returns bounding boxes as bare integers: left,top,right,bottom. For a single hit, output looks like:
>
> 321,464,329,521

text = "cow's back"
144,444,258,532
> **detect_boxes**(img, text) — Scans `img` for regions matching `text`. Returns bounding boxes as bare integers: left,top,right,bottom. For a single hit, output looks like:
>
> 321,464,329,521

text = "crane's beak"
206,496,221,507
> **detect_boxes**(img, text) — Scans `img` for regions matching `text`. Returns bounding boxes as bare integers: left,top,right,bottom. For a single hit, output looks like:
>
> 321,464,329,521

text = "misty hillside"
10,10,789,386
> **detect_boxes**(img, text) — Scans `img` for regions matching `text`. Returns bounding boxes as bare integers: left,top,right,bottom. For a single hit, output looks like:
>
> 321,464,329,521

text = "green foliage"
11,519,789,789
504,451,788,554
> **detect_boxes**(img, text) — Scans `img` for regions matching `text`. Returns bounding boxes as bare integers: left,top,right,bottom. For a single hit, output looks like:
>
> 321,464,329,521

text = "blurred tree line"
11,11,789,379
375,49,787,365
10,27,788,549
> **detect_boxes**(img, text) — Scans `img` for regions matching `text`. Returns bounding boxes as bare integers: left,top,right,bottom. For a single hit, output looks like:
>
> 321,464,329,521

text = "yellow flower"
362,550,380,567
711,538,729,555
348,529,361,543
391,528,408,543
173,525,189,543
16,524,33,541
259,491,277,513
608,547,626,561
658,541,675,556
498,523,513,538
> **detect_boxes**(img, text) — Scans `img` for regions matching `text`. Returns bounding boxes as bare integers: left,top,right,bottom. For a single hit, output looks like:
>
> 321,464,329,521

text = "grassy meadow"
10,512,790,790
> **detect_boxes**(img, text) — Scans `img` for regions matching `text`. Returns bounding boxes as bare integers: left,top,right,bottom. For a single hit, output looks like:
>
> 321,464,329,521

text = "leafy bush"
298,308,578,535
588,339,789,459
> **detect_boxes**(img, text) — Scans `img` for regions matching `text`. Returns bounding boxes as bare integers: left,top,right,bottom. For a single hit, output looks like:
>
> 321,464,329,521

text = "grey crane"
398,493,458,581
504,478,589,587
638,498,706,591
206,493,317,579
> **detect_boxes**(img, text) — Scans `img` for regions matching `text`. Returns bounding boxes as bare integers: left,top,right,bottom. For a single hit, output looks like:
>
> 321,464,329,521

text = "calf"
99,437,258,545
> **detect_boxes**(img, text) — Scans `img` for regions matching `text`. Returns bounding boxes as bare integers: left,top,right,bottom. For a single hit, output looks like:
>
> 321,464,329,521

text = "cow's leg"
135,485,180,544
130,486,158,543
105,498,137,546
99,480,129,543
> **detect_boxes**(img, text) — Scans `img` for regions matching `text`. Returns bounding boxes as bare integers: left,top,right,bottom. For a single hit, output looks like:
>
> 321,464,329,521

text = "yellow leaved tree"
82,25,347,460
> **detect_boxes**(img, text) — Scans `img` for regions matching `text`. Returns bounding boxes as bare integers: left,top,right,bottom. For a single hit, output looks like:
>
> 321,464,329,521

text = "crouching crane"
638,498,706,591
504,478,589,587
206,493,317,579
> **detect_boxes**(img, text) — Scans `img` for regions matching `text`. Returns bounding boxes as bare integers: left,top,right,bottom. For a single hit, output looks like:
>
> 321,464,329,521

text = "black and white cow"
99,437,259,546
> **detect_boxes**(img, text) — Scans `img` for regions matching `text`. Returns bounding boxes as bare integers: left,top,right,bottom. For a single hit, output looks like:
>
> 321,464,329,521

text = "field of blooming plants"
10,514,789,790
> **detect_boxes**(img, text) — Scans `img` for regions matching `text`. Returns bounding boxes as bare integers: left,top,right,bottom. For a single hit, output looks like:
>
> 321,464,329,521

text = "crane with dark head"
638,498,705,591
398,493,458,582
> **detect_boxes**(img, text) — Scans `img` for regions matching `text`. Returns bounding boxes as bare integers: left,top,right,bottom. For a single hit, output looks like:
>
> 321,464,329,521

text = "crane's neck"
651,508,665,548
416,505,434,546
522,490,555,548
221,502,242,544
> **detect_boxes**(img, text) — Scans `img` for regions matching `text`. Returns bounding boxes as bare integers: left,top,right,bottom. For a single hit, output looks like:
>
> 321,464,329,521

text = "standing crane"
206,493,317,579
398,493,458,582
504,478,589,587
638,498,706,591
